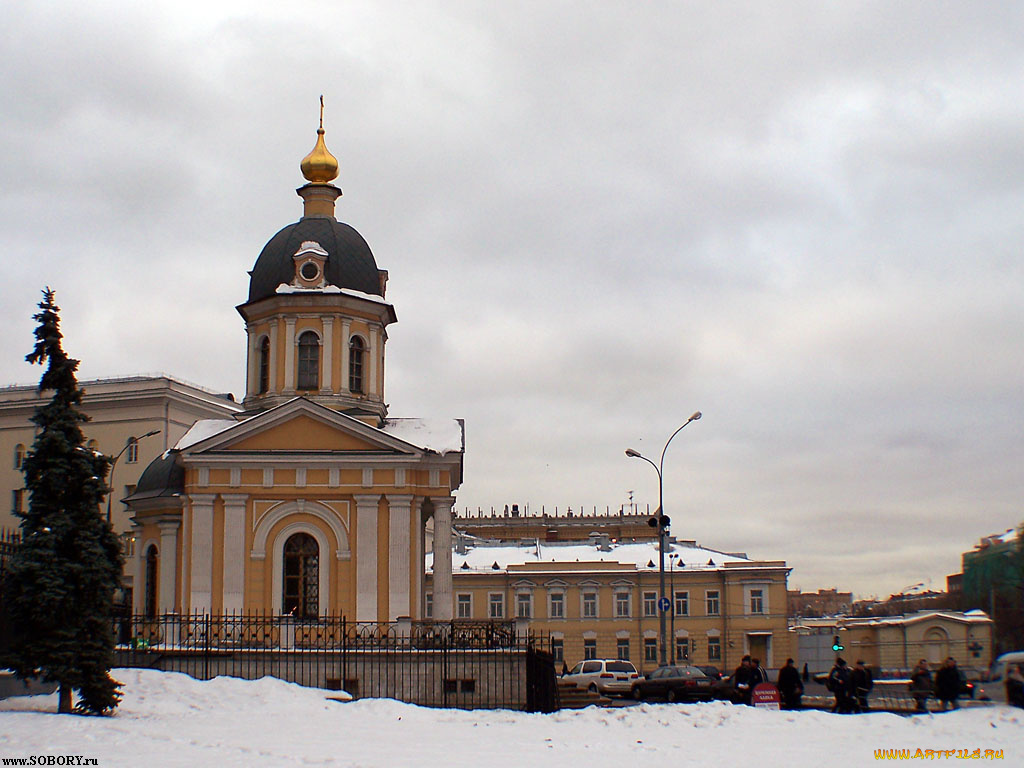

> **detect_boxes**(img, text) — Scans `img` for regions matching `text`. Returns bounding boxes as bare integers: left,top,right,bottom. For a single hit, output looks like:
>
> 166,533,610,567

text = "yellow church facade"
126,115,462,625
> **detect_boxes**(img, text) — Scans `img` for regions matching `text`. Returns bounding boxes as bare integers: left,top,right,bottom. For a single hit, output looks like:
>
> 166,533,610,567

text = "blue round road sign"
658,597,671,612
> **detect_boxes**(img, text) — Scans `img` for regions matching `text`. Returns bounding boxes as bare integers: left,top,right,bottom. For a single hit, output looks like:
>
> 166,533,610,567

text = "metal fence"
113,613,556,712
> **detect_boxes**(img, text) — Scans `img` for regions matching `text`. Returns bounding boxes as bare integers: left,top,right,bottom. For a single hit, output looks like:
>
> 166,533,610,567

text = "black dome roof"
124,452,184,503
247,217,382,304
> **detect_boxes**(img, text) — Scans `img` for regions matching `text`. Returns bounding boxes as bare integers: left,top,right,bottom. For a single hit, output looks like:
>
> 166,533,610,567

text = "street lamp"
625,410,701,667
106,429,161,524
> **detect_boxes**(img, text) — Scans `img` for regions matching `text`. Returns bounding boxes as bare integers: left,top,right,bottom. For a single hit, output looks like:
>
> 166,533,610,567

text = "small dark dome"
125,452,184,502
247,217,382,304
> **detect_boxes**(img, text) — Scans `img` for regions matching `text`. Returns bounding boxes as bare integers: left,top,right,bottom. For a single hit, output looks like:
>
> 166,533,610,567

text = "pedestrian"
1006,663,1024,709
851,660,873,712
751,657,770,685
777,658,803,710
828,657,854,714
934,657,960,711
909,659,932,713
732,655,753,705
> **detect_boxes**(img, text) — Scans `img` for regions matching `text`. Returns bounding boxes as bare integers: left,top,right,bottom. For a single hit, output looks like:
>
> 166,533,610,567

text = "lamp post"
625,410,701,667
106,429,161,525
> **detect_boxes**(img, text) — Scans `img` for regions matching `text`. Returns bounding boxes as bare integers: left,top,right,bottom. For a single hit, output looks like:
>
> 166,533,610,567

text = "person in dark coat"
934,657,960,711
777,658,803,710
828,657,854,713
751,658,769,686
851,660,873,712
909,659,932,713
732,655,753,705
1006,663,1024,709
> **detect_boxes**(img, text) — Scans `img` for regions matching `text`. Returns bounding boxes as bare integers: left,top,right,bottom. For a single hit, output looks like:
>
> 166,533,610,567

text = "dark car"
696,665,722,680
631,665,714,703
710,674,745,704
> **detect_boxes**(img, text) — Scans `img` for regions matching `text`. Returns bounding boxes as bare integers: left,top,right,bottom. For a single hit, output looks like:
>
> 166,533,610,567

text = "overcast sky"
2,1,1022,600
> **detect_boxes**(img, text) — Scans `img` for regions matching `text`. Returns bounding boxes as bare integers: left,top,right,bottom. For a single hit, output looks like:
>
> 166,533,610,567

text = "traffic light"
832,635,844,652
648,514,671,530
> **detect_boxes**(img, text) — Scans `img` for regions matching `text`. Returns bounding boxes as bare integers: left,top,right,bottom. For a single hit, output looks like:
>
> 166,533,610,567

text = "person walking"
777,658,803,710
1006,663,1024,709
851,660,873,713
828,657,854,714
909,659,932,713
934,657,961,711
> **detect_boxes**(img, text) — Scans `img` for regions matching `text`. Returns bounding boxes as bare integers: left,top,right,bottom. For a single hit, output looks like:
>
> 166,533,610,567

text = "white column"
131,524,144,614
283,318,297,392
411,498,424,619
368,323,379,398
432,496,454,621
340,319,351,393
354,493,380,623
321,317,334,393
245,326,257,398
387,494,413,620
221,494,248,613
189,494,216,613
268,320,279,393
156,520,179,613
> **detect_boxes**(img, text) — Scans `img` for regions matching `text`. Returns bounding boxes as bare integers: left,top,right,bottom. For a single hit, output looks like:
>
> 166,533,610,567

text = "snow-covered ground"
1,670,1020,767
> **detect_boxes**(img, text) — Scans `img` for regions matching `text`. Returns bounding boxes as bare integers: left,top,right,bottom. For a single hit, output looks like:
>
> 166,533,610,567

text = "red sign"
752,683,781,710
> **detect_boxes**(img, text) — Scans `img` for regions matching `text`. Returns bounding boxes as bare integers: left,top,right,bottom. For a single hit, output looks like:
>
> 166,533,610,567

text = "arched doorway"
923,627,949,664
283,532,319,618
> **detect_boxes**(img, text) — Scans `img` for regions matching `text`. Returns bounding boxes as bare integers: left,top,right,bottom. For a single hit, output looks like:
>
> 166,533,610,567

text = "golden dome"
300,97,339,184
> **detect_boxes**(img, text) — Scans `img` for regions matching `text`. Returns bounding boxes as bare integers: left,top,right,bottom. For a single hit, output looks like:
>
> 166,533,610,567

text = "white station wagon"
564,659,642,696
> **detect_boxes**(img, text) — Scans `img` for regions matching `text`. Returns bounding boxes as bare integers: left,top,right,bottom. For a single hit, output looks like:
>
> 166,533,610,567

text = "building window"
126,437,139,464
14,443,26,470
10,489,24,515
643,591,657,617
584,638,597,660
258,337,271,394
676,637,690,662
549,592,565,619
706,590,720,616
349,336,365,394
551,638,564,662
582,591,598,618
708,636,721,660
644,637,658,663
425,592,433,618
617,638,630,660
750,588,764,615
516,592,532,619
488,593,504,619
297,331,320,390
144,544,158,619
615,591,631,618
457,593,472,619
675,591,689,616
282,532,319,618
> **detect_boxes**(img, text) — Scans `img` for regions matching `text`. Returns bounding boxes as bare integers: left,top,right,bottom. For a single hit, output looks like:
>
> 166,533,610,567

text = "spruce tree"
1,289,124,714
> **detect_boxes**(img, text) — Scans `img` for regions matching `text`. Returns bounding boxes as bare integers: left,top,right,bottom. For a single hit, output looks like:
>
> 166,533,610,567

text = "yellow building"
126,118,463,623
428,531,793,674
0,375,243,586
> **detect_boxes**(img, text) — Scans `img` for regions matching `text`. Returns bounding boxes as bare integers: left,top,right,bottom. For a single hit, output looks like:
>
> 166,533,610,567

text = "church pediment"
178,398,421,457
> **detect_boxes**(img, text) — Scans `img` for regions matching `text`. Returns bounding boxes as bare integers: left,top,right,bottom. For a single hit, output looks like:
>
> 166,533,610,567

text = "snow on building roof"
172,413,463,455
174,419,242,450
381,418,463,455
427,538,752,574
274,283,392,307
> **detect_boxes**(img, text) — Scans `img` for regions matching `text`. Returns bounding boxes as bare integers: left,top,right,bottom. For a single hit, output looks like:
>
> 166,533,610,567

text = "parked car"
563,659,641,697
711,673,745,704
695,665,722,680
630,665,714,703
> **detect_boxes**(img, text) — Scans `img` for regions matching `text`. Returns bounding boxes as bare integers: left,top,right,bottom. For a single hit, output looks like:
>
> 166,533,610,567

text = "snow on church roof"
427,538,753,574
172,413,463,455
